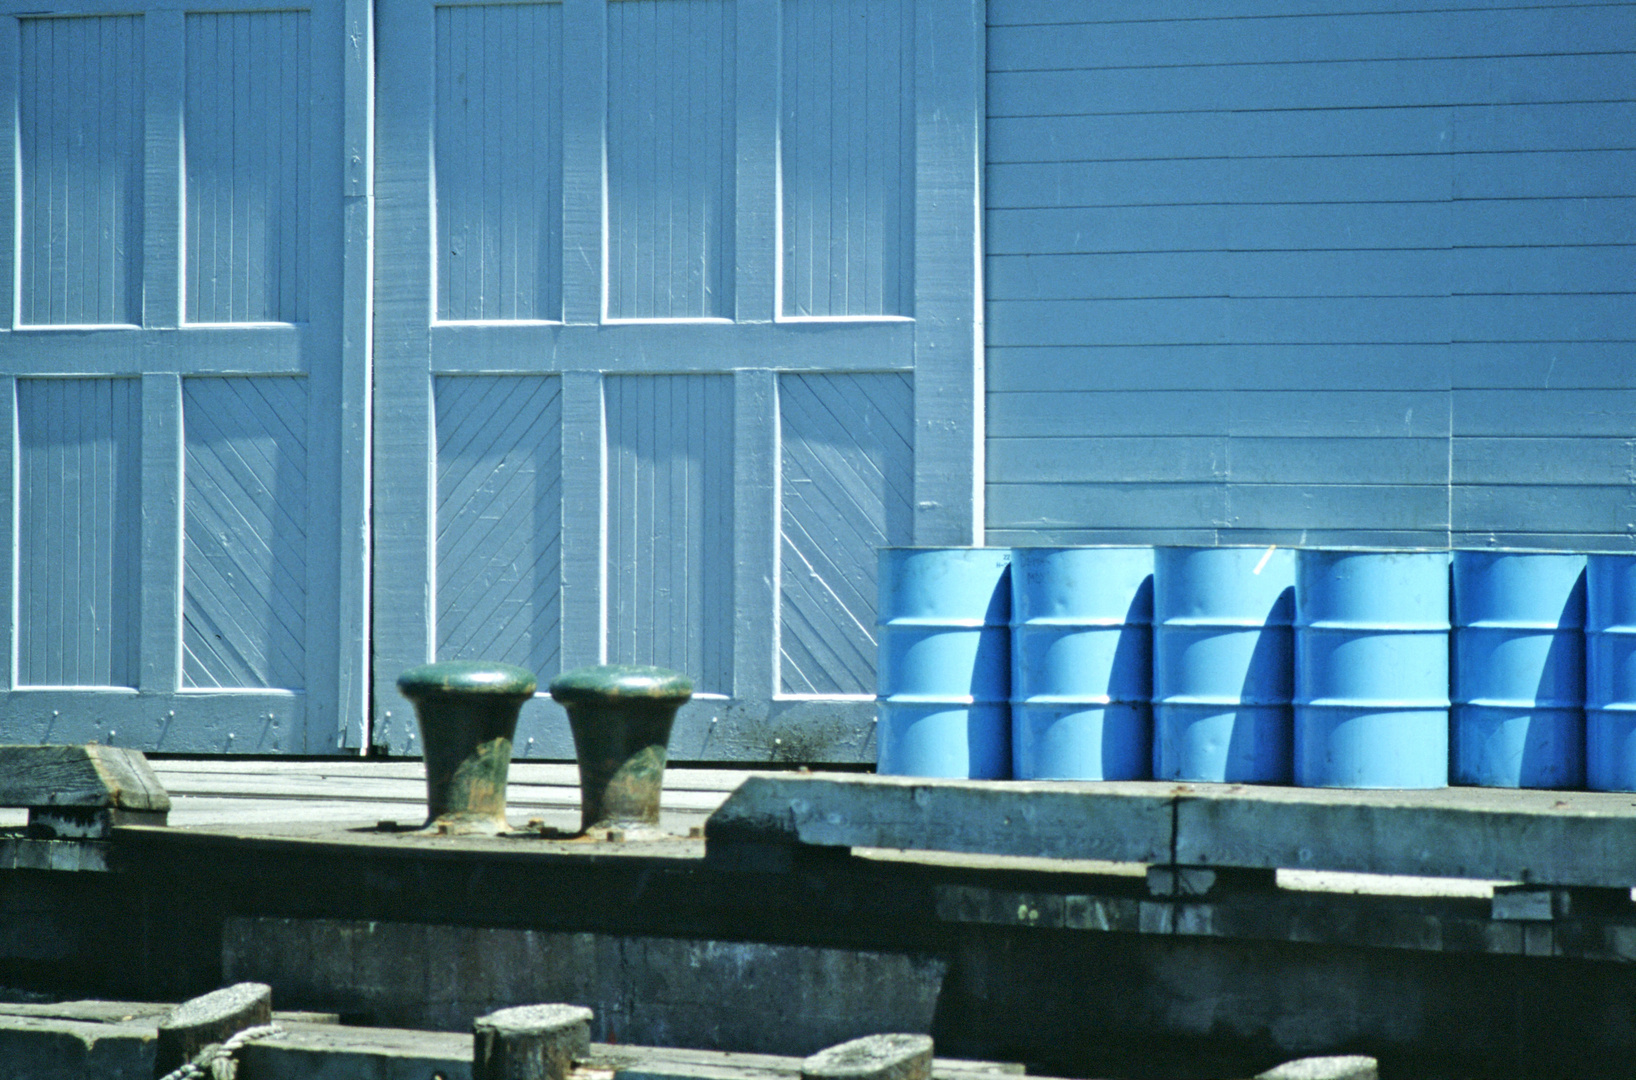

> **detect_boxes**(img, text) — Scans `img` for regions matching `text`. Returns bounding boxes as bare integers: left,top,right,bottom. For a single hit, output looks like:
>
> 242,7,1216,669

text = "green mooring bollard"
549,664,693,833
397,660,537,835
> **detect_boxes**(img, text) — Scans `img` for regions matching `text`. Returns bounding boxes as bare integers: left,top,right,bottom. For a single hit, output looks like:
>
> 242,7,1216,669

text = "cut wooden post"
802,1034,934,1080
472,1003,593,1080
0,744,170,838
1257,1056,1379,1080
153,982,272,1077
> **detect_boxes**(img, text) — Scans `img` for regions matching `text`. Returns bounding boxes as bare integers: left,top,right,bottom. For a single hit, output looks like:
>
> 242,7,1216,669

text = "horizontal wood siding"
986,2,1636,549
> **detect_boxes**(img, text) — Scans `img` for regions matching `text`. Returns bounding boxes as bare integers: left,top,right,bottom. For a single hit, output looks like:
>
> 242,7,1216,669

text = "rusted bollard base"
549,664,692,834
397,661,537,836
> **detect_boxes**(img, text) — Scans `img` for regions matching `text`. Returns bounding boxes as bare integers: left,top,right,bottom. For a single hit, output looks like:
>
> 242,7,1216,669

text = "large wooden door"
0,0,371,752
373,0,982,760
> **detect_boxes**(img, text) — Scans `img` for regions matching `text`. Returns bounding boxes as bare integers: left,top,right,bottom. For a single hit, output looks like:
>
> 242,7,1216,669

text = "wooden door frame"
370,0,982,759
0,0,372,753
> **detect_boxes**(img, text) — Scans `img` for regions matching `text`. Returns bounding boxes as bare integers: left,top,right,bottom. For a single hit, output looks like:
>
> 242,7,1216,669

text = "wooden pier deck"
147,758,748,831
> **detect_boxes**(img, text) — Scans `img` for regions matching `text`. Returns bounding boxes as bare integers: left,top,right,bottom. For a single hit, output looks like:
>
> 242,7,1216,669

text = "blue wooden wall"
985,1,1636,550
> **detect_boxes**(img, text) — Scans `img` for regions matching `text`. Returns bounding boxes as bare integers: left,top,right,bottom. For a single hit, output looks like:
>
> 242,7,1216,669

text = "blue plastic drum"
1011,546,1153,780
876,547,1011,778
1294,549,1451,788
1451,551,1585,789
1588,554,1636,791
1153,546,1295,783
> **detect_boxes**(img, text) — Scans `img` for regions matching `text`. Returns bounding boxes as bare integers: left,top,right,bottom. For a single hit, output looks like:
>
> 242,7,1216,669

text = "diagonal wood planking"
779,373,912,694
435,375,563,677
182,377,308,689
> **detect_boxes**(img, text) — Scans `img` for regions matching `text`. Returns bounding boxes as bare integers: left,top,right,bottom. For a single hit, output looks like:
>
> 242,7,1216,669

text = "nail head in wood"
1257,1056,1379,1080
802,1033,933,1080
153,982,272,1077
473,1003,593,1080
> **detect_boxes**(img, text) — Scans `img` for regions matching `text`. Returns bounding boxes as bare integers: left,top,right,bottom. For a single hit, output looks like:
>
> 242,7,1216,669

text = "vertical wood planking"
17,15,143,326
339,0,374,749
0,377,14,688
371,0,435,740
604,0,735,320
911,0,982,545
434,2,562,321
778,372,912,694
143,9,182,330
730,369,776,702
780,0,913,318
184,10,310,324
138,373,181,693
560,0,604,325
0,18,14,331
435,375,563,677
605,374,733,691
182,377,308,690
16,378,141,687
558,369,605,670
733,0,776,322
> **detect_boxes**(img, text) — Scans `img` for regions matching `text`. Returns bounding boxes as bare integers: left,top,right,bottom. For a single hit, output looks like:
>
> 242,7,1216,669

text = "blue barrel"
1451,551,1586,789
876,547,1011,778
1011,546,1152,780
1587,554,1636,791
1294,549,1451,788
1153,546,1295,783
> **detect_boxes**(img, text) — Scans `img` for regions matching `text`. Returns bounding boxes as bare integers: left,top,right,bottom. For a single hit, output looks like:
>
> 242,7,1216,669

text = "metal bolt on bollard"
396,661,538,835
548,664,692,835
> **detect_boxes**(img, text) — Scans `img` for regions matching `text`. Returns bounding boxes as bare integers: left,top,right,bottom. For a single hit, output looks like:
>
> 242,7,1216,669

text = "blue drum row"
876,546,1636,790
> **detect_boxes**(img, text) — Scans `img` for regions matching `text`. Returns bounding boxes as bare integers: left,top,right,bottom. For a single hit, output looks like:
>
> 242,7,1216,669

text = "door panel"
375,0,981,761
606,373,735,693
780,0,914,318
18,15,144,327
778,372,913,696
435,374,564,675
181,376,308,690
16,377,142,687
434,2,563,322
0,0,370,753
605,0,736,320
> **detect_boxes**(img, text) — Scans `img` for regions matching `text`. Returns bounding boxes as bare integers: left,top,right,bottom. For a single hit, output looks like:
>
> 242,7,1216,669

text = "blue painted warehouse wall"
985,1,1636,550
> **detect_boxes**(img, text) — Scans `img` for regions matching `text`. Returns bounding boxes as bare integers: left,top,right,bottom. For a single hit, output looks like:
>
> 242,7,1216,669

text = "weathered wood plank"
0,745,169,811
706,775,1173,864
708,774,1636,889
